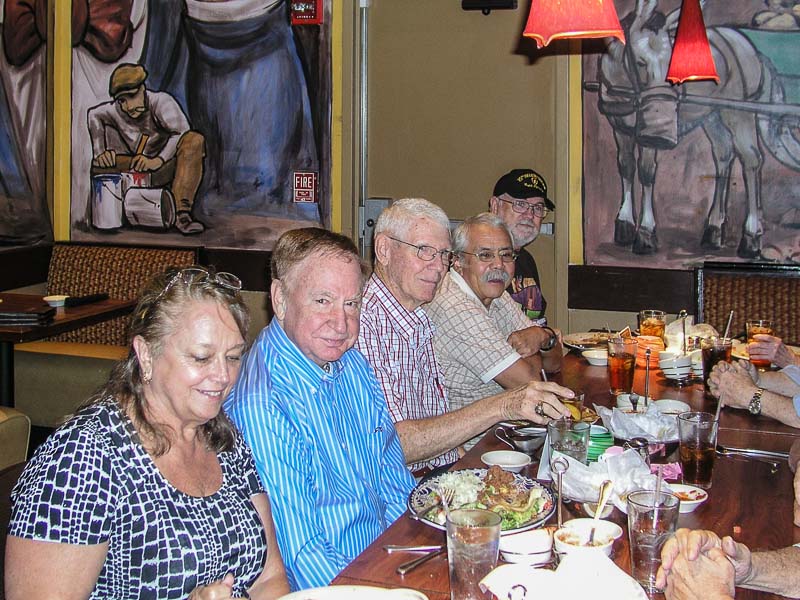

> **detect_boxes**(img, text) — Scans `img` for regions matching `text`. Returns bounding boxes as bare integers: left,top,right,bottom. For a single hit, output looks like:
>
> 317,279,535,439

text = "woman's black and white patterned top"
10,398,268,599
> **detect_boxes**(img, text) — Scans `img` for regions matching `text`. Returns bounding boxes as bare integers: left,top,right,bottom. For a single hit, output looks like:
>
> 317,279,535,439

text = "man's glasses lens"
473,250,517,263
511,200,548,217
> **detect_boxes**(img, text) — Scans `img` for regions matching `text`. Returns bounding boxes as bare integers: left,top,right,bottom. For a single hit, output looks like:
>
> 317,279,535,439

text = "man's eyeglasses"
387,236,453,265
497,197,549,218
460,249,518,263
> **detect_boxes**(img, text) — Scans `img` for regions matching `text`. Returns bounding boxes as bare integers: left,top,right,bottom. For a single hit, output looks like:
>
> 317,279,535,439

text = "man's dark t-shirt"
507,247,547,324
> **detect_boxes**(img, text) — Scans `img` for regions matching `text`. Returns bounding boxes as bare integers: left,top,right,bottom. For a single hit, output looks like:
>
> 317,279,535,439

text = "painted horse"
597,0,800,257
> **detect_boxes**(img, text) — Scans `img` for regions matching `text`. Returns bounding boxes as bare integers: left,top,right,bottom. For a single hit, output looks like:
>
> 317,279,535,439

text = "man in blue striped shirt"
225,228,415,591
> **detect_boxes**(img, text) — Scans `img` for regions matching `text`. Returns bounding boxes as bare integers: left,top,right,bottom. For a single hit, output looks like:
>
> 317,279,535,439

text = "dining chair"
0,407,30,470
695,261,800,345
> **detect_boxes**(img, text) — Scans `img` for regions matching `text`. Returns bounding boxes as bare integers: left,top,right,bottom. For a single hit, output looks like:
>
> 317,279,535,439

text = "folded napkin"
480,551,647,600
538,447,661,513
597,404,678,443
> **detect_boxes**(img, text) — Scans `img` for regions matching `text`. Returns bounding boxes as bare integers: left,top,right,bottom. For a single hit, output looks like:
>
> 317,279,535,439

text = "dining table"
332,352,800,600
0,293,136,407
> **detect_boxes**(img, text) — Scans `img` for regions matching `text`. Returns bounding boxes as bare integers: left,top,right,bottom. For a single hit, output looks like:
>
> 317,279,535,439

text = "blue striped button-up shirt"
225,320,415,591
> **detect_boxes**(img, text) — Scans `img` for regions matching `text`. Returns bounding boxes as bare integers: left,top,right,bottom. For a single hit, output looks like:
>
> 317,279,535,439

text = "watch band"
540,326,557,352
748,387,764,416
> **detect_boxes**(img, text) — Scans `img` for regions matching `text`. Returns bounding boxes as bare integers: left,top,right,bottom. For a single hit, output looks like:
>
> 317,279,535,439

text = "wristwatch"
540,326,557,352
748,387,764,416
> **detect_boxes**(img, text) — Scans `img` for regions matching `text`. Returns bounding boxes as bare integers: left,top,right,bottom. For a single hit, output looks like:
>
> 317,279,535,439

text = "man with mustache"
88,63,206,234
489,169,555,323
425,213,563,439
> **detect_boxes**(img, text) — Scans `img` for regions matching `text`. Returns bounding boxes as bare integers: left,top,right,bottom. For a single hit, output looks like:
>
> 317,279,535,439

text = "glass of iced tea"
677,412,718,489
639,309,666,342
700,337,733,396
746,319,774,371
608,337,638,396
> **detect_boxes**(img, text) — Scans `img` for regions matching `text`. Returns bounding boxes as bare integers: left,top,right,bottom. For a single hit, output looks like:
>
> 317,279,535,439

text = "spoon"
588,479,613,545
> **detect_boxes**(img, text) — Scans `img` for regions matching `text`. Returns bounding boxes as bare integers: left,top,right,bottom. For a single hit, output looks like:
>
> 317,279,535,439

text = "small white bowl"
669,483,709,513
499,528,554,565
43,295,67,307
481,450,531,473
554,518,623,557
582,349,608,366
654,399,691,416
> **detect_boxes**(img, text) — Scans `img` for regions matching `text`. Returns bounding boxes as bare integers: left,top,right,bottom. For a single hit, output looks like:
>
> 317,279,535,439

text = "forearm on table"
739,547,800,597
759,371,800,397
760,390,800,428
393,395,510,463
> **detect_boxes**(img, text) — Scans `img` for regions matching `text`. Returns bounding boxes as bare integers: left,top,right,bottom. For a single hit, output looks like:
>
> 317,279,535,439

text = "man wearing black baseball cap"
489,168,554,323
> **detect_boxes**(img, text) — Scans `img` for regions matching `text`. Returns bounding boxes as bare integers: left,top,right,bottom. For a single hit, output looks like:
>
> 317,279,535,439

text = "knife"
64,293,109,307
396,548,445,575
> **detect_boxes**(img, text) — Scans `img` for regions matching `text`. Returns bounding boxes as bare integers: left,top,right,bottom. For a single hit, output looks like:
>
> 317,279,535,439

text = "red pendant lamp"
666,0,719,83
523,0,625,49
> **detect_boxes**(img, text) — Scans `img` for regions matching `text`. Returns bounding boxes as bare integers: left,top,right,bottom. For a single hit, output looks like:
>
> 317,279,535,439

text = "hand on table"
500,380,572,424
749,334,799,369
663,547,735,600
188,574,237,600
658,528,753,591
507,326,560,358
708,361,758,410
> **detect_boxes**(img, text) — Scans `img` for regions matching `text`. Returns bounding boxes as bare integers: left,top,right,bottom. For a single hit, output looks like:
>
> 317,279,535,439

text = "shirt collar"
448,270,496,312
367,273,432,341
266,319,343,382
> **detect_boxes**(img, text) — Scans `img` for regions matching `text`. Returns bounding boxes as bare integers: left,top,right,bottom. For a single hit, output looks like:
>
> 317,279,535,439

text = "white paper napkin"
480,551,647,600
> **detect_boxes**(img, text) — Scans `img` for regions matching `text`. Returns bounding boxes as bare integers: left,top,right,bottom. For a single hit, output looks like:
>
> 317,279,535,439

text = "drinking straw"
644,348,651,406
682,316,687,355
541,368,548,382
723,310,734,341
653,464,664,525
714,395,724,423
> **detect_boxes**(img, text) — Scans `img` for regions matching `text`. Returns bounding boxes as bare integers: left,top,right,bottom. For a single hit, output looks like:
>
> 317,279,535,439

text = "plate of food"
731,340,800,361
563,332,614,351
407,467,554,534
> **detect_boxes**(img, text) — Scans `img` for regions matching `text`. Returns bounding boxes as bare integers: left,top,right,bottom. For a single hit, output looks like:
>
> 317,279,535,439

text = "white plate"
43,295,67,307
669,483,709,513
407,468,555,535
563,331,614,350
279,586,428,600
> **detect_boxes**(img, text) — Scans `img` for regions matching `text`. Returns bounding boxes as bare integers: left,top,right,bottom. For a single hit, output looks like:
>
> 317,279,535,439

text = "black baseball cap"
493,169,555,211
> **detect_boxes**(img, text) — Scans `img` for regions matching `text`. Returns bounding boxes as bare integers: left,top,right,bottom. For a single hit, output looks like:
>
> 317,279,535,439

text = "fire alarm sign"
293,171,318,203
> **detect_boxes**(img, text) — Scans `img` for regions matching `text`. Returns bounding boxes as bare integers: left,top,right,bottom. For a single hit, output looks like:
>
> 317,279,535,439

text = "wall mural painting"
583,0,800,268
0,0,53,246
4,0,329,250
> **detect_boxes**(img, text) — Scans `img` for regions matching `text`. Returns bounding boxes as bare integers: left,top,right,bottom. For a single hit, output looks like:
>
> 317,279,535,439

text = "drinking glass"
608,337,638,396
447,509,501,600
678,411,718,489
627,490,680,594
562,391,585,421
746,319,774,371
639,309,667,342
548,418,590,464
700,337,733,396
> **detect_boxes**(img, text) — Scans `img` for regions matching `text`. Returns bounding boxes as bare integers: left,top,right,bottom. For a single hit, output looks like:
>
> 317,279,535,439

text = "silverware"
717,451,779,474
384,544,443,554
396,548,445,575
716,444,788,460
588,479,613,545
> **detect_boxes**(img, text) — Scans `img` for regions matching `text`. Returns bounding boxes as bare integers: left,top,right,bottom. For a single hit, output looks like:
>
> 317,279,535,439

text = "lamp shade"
523,0,625,48
666,0,719,84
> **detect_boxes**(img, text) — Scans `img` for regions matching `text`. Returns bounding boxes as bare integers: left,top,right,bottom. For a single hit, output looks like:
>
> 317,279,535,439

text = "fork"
438,484,455,521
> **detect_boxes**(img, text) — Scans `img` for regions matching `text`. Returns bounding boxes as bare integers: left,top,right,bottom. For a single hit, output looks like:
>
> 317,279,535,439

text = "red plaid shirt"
356,274,459,472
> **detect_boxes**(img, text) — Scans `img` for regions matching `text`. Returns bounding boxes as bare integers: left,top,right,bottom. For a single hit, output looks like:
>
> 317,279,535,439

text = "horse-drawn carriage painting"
583,0,800,268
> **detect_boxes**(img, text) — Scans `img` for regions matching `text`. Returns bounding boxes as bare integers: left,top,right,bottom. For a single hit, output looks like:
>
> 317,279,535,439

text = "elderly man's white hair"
374,198,450,238
452,212,512,255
